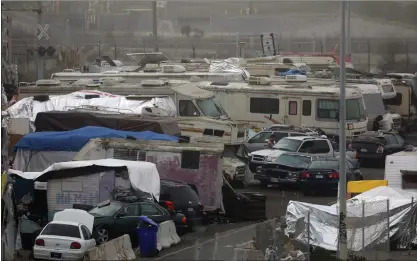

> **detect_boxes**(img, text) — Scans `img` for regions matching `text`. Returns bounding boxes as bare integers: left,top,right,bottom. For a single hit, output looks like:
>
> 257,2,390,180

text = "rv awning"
14,126,178,152
8,159,161,200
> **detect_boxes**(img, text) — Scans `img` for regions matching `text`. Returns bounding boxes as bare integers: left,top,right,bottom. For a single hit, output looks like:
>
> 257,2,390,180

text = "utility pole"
152,1,158,52
346,1,351,54
338,1,348,260
98,40,101,57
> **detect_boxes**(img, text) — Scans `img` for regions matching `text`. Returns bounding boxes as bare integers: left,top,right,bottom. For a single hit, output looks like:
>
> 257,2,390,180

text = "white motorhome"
51,65,247,84
373,78,397,99
384,147,417,192
17,79,248,181
197,75,368,139
347,83,402,131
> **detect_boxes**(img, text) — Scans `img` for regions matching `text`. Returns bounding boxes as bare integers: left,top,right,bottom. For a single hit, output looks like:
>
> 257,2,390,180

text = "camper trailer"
384,147,417,192
15,79,247,181
198,75,368,139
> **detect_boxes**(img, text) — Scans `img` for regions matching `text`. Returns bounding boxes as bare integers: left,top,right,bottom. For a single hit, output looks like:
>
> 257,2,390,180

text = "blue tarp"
279,69,306,76
14,126,179,152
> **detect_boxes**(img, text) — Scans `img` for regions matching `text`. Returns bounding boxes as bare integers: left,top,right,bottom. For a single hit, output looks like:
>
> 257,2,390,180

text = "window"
317,99,339,119
311,140,331,153
309,160,339,170
167,186,200,203
298,141,315,153
120,204,140,216
81,225,92,240
41,224,81,238
196,99,226,117
302,100,312,116
385,93,402,106
20,218,40,234
181,150,200,169
250,98,279,114
248,132,272,143
275,154,312,168
179,100,200,116
273,138,302,152
289,101,298,115
140,203,163,216
402,171,417,190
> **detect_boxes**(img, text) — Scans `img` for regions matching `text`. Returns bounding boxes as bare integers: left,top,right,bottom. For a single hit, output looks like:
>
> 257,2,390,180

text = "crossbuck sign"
37,24,50,40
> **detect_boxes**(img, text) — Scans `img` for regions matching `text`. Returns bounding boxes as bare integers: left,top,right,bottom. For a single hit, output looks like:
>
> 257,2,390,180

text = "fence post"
212,233,219,260
362,200,365,251
387,199,390,253
307,211,311,261
194,239,201,260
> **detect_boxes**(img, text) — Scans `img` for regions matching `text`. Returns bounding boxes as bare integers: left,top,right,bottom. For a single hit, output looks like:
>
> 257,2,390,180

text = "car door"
19,218,42,250
113,203,141,237
138,202,169,224
80,225,96,250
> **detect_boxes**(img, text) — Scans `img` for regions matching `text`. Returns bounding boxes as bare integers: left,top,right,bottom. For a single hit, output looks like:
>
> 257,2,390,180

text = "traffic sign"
37,24,50,40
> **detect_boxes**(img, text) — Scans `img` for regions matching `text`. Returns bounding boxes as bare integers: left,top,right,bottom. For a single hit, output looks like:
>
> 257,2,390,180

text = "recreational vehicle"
384,147,417,192
51,64,247,84
197,75,368,139
16,79,248,181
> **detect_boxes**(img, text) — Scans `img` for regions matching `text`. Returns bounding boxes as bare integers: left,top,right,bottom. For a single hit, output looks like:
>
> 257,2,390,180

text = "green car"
89,200,187,245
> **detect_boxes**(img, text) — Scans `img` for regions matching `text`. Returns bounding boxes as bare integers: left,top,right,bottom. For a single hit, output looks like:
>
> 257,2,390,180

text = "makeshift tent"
9,159,161,219
13,126,178,172
34,111,181,137
286,186,417,252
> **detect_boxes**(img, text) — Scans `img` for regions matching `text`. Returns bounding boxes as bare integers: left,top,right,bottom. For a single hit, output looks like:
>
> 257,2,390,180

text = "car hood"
53,209,94,232
264,150,287,159
249,149,276,157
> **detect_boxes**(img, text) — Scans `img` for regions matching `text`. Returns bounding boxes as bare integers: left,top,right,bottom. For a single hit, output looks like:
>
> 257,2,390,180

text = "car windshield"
41,223,81,238
273,138,303,152
168,186,200,202
89,202,123,216
362,93,385,116
309,160,339,170
346,98,366,120
197,98,227,118
276,154,312,168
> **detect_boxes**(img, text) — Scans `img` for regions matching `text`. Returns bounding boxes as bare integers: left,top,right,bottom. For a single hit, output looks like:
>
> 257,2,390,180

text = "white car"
33,210,96,260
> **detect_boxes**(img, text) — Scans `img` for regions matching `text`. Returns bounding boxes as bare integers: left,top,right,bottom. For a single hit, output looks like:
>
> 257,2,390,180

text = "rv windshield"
346,98,366,120
362,93,385,116
197,98,227,118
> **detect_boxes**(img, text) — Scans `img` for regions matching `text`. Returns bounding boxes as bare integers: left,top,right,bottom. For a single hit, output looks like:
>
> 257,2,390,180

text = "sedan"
33,220,96,260
88,200,187,245
299,158,363,196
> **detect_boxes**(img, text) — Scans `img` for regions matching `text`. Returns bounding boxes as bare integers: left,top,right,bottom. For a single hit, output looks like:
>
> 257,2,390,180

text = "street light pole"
346,1,351,54
338,1,348,260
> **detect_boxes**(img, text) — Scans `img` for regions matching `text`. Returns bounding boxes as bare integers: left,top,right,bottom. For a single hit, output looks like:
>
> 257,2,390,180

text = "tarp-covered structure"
34,111,181,137
2,90,177,130
13,126,179,172
285,186,417,252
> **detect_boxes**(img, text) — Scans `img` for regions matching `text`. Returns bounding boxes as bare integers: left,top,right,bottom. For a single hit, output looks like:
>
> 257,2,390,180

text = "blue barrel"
136,216,159,257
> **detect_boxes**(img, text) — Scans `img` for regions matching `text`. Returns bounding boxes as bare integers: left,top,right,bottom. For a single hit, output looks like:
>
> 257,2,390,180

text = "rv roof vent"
36,79,61,86
285,75,308,83
161,64,186,73
141,79,166,87
63,69,75,72
103,70,120,74
100,77,125,85
144,63,160,72
248,76,271,85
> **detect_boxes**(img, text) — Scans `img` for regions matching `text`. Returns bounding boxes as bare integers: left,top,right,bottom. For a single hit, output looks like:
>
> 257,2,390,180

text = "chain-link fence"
157,198,417,261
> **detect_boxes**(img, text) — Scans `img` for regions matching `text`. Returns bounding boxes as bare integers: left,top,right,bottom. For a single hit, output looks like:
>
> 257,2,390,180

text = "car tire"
95,227,110,245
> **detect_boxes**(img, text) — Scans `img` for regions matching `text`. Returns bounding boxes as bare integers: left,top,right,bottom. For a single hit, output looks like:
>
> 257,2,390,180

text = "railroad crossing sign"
36,24,50,40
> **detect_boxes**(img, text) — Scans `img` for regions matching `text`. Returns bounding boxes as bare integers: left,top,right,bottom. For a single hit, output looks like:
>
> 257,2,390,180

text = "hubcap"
97,229,109,244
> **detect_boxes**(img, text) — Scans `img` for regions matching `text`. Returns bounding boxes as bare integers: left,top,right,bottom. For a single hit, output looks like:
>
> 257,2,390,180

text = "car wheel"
96,227,110,244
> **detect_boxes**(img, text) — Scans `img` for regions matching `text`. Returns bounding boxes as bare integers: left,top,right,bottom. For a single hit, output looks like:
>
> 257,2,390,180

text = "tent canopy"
14,126,179,152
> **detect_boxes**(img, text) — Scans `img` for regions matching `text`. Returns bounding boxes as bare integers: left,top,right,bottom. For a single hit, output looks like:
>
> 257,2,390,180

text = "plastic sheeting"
208,58,250,80
14,126,178,152
285,187,417,251
2,90,177,131
13,150,77,172
9,158,161,201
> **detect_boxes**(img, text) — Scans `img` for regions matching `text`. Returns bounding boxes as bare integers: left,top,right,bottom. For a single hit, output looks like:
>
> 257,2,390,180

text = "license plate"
361,148,368,152
51,252,62,259
270,177,279,182
187,208,194,212
315,175,323,179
